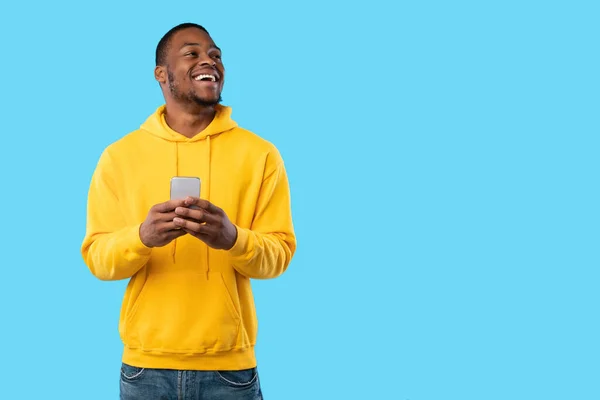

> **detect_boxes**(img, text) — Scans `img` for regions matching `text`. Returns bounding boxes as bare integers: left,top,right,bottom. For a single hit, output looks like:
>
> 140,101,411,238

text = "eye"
212,53,222,60
185,51,198,57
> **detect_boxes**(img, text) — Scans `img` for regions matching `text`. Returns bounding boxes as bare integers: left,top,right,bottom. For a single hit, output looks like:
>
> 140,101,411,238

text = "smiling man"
81,23,296,399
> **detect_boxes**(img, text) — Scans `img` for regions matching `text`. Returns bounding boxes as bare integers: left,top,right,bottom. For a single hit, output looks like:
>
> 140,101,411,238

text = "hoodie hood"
140,104,238,142
138,104,238,276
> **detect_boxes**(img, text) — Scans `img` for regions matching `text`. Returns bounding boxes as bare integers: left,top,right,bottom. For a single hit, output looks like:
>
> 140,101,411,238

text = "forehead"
169,27,216,51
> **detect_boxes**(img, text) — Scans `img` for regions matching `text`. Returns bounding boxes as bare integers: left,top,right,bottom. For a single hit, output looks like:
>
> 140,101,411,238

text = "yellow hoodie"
81,104,296,371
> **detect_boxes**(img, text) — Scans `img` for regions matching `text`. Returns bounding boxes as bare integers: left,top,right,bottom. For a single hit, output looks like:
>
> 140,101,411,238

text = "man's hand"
173,197,238,250
139,199,188,248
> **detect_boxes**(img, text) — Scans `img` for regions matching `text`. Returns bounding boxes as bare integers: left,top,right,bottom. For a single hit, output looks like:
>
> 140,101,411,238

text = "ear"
155,65,167,84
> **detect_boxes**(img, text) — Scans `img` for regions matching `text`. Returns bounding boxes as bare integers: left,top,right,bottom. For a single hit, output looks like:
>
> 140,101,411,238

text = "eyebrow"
180,42,221,51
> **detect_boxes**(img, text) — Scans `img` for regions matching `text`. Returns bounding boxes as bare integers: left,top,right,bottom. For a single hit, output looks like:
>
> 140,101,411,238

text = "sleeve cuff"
132,223,153,255
228,225,250,258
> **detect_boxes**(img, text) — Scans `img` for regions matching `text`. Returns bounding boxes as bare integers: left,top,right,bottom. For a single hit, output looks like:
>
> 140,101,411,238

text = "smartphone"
170,177,201,202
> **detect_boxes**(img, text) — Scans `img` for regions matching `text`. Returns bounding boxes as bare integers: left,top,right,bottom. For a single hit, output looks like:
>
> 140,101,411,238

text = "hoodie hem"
122,345,256,371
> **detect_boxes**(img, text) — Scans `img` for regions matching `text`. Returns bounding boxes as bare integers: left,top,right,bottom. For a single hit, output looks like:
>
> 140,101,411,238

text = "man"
81,22,296,399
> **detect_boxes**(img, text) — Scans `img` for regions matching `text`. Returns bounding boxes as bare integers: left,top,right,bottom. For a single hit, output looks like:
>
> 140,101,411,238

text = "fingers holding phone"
139,199,188,248
173,197,238,250
144,176,236,249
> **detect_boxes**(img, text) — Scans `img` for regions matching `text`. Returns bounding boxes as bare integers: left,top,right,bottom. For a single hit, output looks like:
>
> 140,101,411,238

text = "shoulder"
228,124,283,156
92,129,146,174
226,126,284,170
101,129,146,158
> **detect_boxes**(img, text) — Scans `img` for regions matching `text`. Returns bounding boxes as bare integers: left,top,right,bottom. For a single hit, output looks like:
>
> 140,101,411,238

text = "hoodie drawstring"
172,142,180,262
171,136,211,279
205,135,211,280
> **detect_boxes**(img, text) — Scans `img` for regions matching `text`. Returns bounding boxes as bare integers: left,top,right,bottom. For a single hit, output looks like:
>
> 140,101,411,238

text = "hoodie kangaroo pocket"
124,271,242,354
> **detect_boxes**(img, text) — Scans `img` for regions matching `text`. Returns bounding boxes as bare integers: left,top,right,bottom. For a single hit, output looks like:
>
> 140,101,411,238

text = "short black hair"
156,23,210,66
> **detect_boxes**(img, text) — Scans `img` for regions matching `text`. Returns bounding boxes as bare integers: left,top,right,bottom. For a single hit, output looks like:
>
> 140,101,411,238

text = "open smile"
194,74,217,82
191,68,221,85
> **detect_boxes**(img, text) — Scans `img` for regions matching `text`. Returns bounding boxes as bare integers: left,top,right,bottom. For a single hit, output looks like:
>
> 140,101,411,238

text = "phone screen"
170,177,201,201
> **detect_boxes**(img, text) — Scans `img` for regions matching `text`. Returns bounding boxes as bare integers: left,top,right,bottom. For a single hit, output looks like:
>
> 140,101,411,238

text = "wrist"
227,225,249,257
138,224,154,248
224,223,238,250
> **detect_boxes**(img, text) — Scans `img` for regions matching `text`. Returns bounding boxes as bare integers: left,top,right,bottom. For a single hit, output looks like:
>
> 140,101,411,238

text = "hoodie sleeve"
227,151,297,279
81,149,152,281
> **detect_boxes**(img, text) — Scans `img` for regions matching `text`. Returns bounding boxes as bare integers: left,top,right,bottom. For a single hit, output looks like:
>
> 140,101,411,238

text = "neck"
164,101,216,138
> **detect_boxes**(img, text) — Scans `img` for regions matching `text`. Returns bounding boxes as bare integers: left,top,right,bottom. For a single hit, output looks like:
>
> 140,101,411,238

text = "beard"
167,69,222,107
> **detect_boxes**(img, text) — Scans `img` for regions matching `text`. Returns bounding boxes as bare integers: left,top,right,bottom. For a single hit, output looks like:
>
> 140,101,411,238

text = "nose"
197,52,216,67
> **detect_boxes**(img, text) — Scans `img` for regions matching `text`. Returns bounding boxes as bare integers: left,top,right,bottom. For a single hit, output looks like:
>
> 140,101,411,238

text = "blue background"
0,1,598,399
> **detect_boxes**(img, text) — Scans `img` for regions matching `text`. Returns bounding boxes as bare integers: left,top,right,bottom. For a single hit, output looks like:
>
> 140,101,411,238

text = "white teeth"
194,74,216,82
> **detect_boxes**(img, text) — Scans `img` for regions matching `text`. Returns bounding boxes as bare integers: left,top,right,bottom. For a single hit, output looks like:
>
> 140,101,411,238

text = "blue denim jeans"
120,363,263,400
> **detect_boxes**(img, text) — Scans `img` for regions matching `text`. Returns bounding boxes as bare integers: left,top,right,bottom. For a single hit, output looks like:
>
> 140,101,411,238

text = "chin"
193,95,222,107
